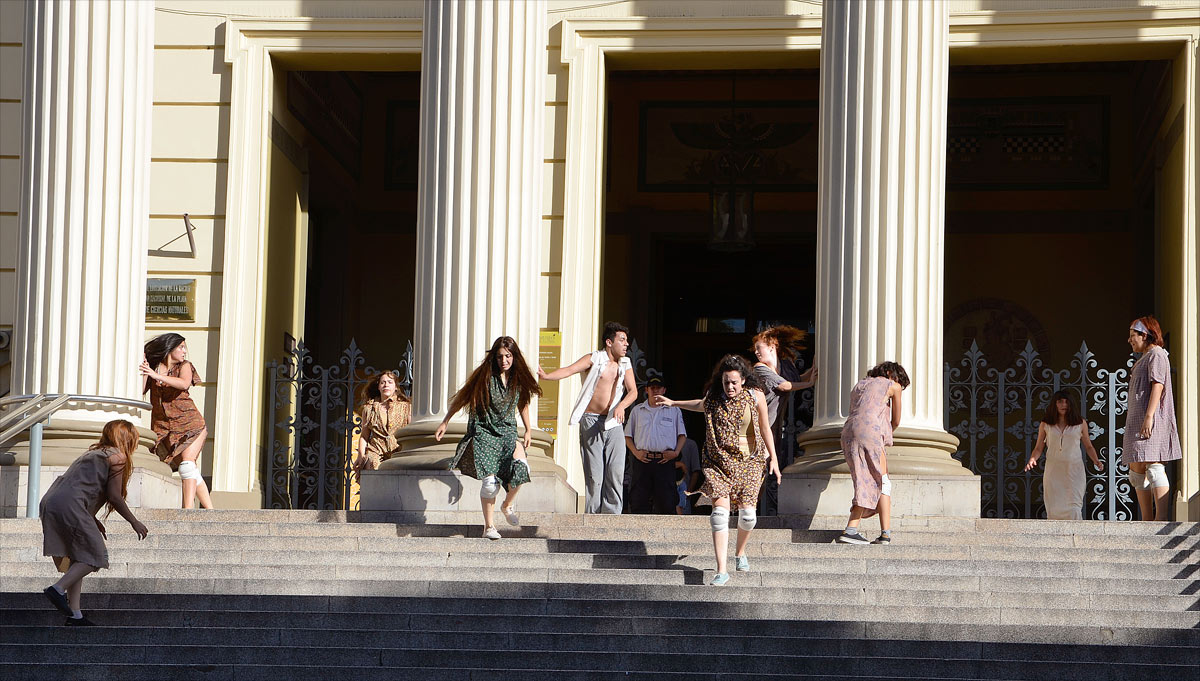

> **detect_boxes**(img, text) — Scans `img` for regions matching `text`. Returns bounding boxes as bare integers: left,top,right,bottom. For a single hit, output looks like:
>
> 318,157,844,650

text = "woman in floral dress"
656,354,780,586
436,336,542,539
835,362,908,545
141,333,212,509
1123,316,1181,521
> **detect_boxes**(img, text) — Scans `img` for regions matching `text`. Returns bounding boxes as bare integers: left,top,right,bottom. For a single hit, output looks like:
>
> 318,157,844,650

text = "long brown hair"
88,419,139,518
449,336,542,415
751,325,808,362
1130,315,1165,347
1040,390,1083,427
364,371,410,403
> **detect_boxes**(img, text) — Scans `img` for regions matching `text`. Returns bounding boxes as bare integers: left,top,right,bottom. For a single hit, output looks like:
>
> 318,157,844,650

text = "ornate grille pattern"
944,340,1134,520
264,340,414,510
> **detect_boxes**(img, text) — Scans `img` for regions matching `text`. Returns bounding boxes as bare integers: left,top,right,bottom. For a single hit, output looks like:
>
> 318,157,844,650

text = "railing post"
25,422,44,519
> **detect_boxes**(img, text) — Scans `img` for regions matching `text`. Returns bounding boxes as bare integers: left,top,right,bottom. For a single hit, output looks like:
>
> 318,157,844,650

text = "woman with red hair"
1124,316,1181,521
40,419,149,625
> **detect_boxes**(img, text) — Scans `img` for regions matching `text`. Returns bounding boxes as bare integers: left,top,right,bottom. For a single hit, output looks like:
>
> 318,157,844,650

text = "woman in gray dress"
40,419,149,625
1124,316,1182,521
435,336,542,539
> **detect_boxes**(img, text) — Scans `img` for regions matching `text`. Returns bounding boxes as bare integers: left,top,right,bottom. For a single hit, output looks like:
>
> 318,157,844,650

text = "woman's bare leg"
1152,484,1170,521
877,495,892,533
481,494,496,529
734,506,754,558
712,497,730,574
179,429,213,509
502,443,528,515
845,504,867,530
51,562,95,612
1129,461,1153,521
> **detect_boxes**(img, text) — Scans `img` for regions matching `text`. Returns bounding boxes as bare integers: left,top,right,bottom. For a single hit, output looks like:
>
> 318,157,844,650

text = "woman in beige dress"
40,419,149,625
352,372,412,481
1123,316,1182,521
1024,390,1103,520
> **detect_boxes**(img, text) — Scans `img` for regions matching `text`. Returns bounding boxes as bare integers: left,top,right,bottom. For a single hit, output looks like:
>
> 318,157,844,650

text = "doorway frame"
556,5,1196,511
216,19,422,498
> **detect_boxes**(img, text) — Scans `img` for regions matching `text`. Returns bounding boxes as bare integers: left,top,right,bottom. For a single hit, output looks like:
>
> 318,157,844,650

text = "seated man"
624,376,688,514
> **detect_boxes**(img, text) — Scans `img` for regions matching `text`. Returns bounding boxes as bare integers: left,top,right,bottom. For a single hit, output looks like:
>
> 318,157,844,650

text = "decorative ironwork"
944,339,1134,520
264,339,414,510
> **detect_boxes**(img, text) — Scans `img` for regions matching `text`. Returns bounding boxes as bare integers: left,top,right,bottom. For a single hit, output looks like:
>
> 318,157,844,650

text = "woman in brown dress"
141,333,212,509
656,355,780,586
352,371,412,481
40,419,149,625
835,362,908,545
1123,316,1182,521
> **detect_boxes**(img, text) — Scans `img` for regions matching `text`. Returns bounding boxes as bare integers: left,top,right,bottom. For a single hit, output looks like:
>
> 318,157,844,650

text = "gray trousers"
578,413,625,514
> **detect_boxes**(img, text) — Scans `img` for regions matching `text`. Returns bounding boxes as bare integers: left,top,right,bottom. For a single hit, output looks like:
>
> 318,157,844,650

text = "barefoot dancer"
141,333,213,509
437,337,542,540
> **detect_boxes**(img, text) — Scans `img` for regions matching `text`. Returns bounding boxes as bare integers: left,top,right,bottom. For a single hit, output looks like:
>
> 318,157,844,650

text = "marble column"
13,0,153,420
2,1,177,514
783,0,978,517
367,0,575,512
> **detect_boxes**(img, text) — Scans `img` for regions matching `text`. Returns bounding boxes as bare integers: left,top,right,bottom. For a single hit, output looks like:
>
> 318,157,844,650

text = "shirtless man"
538,322,638,513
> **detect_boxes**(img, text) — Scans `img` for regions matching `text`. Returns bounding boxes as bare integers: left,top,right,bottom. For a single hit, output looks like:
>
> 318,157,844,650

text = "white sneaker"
501,506,520,527
483,526,501,540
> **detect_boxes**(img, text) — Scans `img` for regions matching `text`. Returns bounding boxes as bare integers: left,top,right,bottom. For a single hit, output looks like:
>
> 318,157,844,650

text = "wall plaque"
146,278,196,322
537,330,562,437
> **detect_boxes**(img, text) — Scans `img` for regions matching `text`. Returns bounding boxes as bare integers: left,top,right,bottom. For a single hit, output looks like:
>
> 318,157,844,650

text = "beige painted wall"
1,0,1195,511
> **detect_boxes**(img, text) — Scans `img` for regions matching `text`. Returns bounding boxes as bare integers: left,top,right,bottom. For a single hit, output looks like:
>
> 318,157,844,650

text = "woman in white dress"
1024,390,1103,520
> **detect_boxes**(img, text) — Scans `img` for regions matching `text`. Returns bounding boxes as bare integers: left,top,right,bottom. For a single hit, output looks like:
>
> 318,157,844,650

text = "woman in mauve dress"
1123,316,1182,521
436,336,542,540
1023,390,1103,520
40,419,149,626
656,354,781,586
141,333,213,509
836,362,908,546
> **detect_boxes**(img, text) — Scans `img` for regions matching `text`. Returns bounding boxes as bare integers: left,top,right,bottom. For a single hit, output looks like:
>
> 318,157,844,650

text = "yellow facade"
1,0,1196,516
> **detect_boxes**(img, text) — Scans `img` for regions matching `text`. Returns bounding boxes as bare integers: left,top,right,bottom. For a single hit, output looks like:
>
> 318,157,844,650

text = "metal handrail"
0,393,151,411
0,395,71,446
0,393,151,519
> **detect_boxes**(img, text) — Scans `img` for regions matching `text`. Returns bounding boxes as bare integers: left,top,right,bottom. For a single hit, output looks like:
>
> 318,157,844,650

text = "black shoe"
871,534,892,545
43,587,72,615
64,615,96,626
835,531,869,545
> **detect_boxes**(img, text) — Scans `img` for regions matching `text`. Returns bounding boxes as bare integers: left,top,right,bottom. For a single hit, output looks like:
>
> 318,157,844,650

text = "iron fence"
944,340,1135,520
263,339,413,510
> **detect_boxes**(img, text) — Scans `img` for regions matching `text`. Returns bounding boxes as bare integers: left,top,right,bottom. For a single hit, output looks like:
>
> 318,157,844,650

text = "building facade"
1,0,1197,519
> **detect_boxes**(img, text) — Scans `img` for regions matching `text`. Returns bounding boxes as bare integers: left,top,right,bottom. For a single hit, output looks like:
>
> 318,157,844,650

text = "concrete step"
4,540,1195,566
4,624,1197,664
0,652,1192,680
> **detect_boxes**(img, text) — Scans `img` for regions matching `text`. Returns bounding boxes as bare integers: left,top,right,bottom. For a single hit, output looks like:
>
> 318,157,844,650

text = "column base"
782,425,980,517
0,417,182,517
360,422,577,513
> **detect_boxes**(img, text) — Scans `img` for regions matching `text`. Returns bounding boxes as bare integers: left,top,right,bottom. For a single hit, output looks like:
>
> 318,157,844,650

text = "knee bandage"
880,474,892,497
737,507,757,531
710,506,730,533
1146,463,1168,489
480,475,500,499
1128,468,1148,491
177,460,202,481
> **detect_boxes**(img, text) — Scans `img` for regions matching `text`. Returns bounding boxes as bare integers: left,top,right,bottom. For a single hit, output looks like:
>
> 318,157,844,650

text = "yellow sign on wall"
538,329,561,436
146,278,197,322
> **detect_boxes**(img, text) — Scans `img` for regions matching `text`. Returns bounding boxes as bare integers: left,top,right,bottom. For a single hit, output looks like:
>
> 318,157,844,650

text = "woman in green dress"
436,336,543,539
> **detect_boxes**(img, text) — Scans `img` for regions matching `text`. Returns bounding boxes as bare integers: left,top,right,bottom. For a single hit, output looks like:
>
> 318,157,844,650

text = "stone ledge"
780,472,981,518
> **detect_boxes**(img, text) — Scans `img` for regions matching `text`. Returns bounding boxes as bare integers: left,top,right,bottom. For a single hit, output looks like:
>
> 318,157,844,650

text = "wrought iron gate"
944,340,1136,520
263,340,413,510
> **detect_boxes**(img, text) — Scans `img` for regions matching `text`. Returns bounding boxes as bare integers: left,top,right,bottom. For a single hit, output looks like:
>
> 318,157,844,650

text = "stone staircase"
0,510,1197,679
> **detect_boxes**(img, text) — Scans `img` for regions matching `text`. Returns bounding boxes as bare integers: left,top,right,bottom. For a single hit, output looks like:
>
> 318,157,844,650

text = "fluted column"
789,0,972,506
13,0,154,421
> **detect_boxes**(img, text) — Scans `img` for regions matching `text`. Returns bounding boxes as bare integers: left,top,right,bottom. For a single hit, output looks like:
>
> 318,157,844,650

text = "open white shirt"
568,350,632,431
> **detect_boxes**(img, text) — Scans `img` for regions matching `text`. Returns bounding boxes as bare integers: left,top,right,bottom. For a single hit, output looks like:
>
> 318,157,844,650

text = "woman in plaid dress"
1123,316,1181,521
